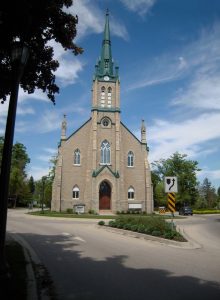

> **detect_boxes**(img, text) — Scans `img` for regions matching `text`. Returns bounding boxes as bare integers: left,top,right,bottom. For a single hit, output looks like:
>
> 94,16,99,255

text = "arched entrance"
99,181,111,210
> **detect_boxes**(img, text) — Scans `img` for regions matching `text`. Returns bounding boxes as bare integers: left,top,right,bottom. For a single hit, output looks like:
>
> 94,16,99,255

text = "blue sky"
1,0,220,189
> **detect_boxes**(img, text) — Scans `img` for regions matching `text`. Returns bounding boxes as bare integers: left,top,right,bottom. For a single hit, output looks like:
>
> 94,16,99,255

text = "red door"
99,181,111,210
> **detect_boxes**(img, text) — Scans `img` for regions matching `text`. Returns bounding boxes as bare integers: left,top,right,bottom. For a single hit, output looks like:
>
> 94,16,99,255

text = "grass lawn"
29,210,183,220
29,210,116,219
193,209,220,214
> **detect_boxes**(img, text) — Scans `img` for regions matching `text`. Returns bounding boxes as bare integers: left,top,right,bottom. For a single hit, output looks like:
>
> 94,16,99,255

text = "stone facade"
51,11,153,214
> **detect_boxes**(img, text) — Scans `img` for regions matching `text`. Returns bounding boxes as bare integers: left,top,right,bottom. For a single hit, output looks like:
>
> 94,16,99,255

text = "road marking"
73,236,86,243
61,233,86,243
61,232,71,236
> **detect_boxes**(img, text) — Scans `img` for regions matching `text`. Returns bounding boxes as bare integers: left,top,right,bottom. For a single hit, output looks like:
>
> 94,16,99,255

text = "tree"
28,176,35,195
151,152,201,207
199,178,217,208
8,142,30,206
217,187,220,198
0,0,83,104
34,176,52,208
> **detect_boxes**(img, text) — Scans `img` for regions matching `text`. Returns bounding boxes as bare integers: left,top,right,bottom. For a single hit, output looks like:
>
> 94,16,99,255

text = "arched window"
101,140,111,164
72,186,80,199
127,151,134,167
107,87,112,107
74,149,80,165
128,187,135,200
100,86,106,107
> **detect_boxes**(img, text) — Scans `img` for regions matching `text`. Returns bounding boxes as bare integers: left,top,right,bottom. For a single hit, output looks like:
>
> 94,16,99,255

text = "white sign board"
128,203,142,209
164,177,178,193
74,205,85,214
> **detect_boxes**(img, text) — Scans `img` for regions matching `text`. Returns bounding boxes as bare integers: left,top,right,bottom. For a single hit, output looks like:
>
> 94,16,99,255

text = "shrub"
123,223,132,230
137,224,146,233
66,208,73,214
109,220,116,227
151,230,161,237
130,225,138,231
107,215,186,241
98,220,105,226
163,231,176,240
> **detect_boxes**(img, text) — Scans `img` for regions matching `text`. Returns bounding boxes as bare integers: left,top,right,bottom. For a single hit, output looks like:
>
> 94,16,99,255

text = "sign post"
164,177,178,229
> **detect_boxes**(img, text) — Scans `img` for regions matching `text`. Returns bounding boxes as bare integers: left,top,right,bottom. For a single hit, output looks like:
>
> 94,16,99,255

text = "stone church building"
51,11,153,214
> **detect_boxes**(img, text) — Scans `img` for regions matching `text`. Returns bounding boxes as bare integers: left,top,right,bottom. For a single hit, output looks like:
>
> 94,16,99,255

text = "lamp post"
0,43,29,277
41,176,48,213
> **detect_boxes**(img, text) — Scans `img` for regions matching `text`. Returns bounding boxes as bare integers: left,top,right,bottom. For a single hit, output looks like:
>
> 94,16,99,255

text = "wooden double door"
99,181,111,210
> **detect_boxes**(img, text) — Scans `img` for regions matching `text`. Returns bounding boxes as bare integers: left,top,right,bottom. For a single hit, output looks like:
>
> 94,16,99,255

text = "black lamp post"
0,43,29,278
41,176,48,213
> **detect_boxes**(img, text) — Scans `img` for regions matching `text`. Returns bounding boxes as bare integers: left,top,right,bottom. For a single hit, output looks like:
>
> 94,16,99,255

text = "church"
51,11,153,214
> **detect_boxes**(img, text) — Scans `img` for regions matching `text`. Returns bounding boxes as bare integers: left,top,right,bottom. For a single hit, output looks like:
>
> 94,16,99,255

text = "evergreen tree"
199,178,217,208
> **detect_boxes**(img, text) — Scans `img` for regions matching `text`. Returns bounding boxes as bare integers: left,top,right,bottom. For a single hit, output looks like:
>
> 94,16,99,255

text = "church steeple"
94,9,119,81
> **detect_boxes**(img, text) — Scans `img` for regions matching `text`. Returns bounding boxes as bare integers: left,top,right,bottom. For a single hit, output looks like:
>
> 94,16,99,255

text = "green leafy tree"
8,142,30,206
34,176,52,208
151,170,166,207
151,152,201,207
0,0,83,103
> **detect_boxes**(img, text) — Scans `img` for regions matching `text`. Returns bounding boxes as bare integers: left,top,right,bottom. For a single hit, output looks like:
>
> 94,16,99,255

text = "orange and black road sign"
168,192,175,213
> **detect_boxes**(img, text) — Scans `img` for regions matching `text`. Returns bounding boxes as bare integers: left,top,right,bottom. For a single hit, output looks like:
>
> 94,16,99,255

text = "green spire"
94,9,119,81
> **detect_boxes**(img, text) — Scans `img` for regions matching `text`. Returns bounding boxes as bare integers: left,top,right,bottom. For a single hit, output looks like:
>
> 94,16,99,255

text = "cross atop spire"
94,10,119,81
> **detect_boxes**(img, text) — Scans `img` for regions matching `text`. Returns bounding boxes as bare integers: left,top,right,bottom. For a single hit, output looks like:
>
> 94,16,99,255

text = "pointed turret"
61,114,67,141
141,119,146,144
94,10,119,81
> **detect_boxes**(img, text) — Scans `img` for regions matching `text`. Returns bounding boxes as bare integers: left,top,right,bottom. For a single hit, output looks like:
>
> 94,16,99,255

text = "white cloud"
129,22,220,92
120,0,156,16
55,57,84,86
47,40,85,87
37,110,61,134
67,0,129,40
37,147,57,162
199,169,220,181
28,166,50,181
172,74,220,110
148,113,220,162
128,55,189,90
43,147,57,155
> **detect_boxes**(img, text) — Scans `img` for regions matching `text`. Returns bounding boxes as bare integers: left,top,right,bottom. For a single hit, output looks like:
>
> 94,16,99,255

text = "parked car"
179,206,193,215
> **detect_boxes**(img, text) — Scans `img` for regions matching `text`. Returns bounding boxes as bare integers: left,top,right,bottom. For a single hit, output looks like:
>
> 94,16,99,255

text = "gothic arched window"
100,86,106,107
127,151,134,167
74,149,81,165
72,186,80,199
128,187,135,200
101,140,111,165
107,87,112,107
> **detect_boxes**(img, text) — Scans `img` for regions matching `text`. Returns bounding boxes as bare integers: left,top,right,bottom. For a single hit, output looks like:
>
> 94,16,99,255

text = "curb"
97,225,202,249
8,233,38,300
8,233,53,300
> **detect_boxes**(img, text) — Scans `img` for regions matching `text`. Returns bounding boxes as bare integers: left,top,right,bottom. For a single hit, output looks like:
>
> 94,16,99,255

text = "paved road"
7,210,220,300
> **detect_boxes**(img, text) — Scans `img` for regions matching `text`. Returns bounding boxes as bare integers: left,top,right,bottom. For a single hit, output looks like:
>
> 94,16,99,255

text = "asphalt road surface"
7,210,220,300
